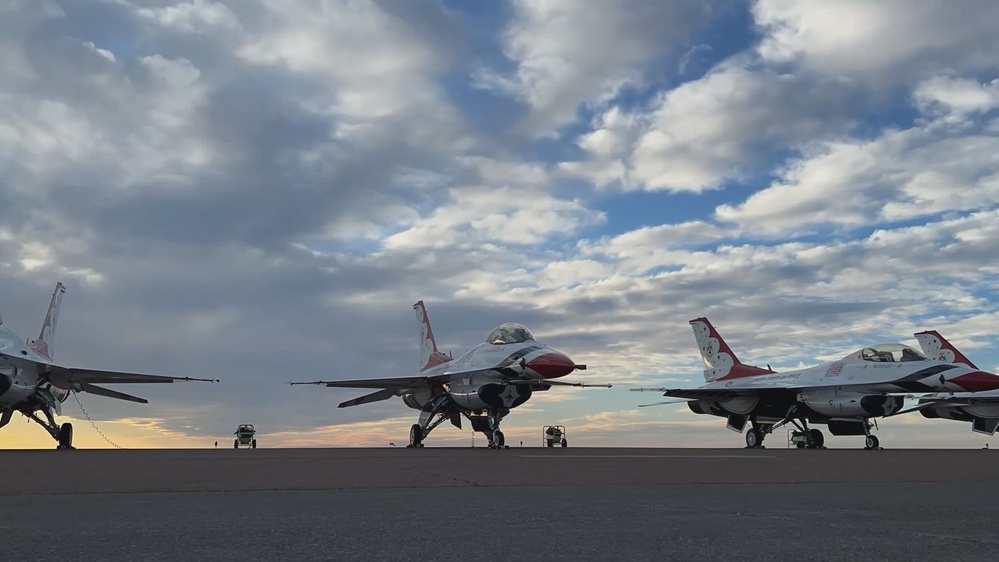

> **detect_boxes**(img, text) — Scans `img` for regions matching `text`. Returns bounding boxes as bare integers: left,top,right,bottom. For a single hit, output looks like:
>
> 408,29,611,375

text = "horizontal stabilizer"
337,388,403,408
78,383,148,404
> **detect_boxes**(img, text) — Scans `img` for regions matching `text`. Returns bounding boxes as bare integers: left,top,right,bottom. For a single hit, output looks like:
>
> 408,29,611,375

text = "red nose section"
951,371,999,392
525,352,576,379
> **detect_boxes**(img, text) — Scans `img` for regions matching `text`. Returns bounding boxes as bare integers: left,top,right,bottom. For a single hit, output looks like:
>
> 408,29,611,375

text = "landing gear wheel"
865,435,879,450
561,438,567,448
251,439,257,449
493,430,505,449
57,423,74,450
745,428,763,449
234,439,239,449
808,429,824,449
409,424,424,448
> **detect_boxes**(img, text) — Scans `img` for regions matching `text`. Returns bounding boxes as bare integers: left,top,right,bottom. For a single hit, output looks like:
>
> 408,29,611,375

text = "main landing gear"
745,422,771,449
770,408,826,450
407,398,509,450
788,427,825,449
466,409,508,449
24,408,74,450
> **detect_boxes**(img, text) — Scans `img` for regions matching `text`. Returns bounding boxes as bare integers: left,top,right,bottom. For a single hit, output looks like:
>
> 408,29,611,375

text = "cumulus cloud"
716,80,999,234
475,0,719,136
561,61,865,192
754,0,999,81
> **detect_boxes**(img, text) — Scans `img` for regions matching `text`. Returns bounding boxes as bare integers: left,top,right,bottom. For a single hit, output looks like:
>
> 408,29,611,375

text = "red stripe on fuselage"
950,371,999,392
717,364,776,380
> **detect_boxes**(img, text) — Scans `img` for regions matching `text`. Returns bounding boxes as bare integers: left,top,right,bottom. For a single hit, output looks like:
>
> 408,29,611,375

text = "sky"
2,0,999,450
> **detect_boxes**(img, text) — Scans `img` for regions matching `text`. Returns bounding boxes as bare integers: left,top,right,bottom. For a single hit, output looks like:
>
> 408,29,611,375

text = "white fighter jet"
291,301,611,448
904,330,999,436
0,283,218,449
634,317,999,450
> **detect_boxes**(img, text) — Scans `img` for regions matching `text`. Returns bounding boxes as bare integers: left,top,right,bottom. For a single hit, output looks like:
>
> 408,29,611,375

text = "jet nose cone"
950,371,999,392
526,352,577,379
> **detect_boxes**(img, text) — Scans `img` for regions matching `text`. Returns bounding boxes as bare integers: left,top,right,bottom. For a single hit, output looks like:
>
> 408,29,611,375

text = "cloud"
561,61,864,192
754,0,999,82
476,0,718,136
136,0,240,34
716,80,999,234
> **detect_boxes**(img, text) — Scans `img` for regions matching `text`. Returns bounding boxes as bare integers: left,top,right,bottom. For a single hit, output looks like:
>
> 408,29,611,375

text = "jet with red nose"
522,350,583,379
292,306,611,449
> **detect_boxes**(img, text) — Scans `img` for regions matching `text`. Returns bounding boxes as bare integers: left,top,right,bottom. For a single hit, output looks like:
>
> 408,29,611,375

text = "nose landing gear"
863,419,881,450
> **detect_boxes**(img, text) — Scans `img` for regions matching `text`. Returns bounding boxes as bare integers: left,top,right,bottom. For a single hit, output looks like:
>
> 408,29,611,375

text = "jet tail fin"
414,300,451,371
914,330,978,369
28,282,66,360
689,317,772,382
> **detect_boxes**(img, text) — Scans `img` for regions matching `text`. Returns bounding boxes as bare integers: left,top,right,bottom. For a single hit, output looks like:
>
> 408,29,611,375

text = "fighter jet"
633,317,999,450
291,301,611,448
0,282,218,449
904,330,999,436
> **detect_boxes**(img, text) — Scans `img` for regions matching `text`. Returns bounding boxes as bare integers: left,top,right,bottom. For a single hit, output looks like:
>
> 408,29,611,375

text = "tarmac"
2,447,999,561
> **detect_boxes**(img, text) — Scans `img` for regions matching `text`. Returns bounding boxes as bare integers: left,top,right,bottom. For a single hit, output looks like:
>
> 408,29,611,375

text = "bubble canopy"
486,323,535,345
843,343,927,362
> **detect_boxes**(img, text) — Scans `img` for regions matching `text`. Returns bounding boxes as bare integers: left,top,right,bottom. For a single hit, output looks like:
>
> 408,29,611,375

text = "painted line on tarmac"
517,454,775,459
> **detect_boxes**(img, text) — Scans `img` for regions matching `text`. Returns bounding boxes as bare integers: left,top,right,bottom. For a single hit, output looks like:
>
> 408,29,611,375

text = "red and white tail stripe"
414,300,451,371
689,317,772,382
914,330,978,369
28,282,66,360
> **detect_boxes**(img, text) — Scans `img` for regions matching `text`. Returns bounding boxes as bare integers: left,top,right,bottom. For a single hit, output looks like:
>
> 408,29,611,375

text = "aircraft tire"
494,430,505,448
745,428,763,449
865,435,879,450
409,424,423,448
561,439,567,447
57,422,74,450
234,439,239,449
808,429,824,449
251,439,257,449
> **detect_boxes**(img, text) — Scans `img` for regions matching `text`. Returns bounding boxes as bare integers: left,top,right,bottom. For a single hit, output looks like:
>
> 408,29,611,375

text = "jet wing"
289,374,463,409
632,388,766,400
336,388,406,408
637,399,688,408
506,378,612,388
891,392,998,416
47,366,218,387
290,376,436,389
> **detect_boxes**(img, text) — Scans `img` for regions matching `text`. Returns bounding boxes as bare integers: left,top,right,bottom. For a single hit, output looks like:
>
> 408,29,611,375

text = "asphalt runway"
2,448,999,561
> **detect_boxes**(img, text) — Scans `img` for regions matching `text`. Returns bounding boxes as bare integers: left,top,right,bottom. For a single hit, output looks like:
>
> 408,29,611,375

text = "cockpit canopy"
486,323,535,345
843,343,927,363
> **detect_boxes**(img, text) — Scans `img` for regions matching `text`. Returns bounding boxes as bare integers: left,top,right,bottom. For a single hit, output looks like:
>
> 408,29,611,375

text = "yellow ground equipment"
234,424,257,449
543,425,567,447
